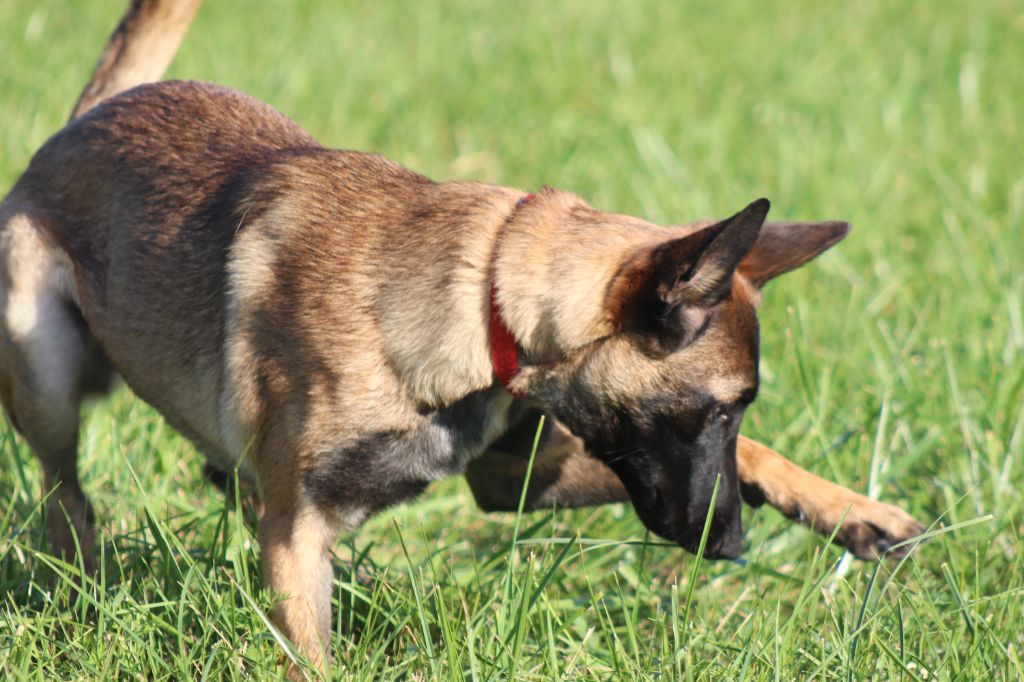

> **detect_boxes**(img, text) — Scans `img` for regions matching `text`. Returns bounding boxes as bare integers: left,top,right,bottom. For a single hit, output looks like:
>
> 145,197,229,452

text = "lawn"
1,0,1022,679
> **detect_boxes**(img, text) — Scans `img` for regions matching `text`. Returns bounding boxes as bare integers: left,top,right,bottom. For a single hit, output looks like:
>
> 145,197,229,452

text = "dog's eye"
709,405,731,424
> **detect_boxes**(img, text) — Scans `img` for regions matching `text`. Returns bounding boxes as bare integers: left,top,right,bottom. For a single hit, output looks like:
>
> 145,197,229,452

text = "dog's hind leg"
0,208,109,572
465,410,629,512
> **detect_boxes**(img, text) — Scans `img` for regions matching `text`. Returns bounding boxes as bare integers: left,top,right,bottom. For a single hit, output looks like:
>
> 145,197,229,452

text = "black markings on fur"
739,481,767,508
304,430,433,513
539,366,747,556
305,387,531,512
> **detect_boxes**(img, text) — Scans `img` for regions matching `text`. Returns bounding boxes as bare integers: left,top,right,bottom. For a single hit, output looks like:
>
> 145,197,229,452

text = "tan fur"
0,1,924,675
260,511,334,668
495,191,674,362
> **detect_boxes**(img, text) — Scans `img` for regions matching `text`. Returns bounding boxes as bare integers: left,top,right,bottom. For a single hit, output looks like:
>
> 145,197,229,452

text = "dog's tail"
69,0,204,120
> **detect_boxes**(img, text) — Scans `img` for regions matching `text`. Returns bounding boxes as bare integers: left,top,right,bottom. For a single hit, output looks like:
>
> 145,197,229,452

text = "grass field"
2,0,1023,679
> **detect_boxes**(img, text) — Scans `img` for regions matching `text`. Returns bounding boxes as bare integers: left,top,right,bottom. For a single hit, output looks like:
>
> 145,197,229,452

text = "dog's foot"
805,493,926,560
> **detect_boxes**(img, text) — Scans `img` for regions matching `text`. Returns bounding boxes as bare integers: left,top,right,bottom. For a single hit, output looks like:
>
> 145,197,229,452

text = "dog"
0,0,924,672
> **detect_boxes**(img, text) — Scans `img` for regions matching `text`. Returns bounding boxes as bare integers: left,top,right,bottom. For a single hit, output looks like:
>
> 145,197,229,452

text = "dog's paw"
824,496,926,560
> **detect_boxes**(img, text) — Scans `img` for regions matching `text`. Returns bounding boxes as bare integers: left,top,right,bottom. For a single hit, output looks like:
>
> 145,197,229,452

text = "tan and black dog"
0,0,923,670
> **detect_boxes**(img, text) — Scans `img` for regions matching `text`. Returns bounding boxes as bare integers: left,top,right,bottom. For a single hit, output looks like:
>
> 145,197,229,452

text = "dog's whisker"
602,448,642,465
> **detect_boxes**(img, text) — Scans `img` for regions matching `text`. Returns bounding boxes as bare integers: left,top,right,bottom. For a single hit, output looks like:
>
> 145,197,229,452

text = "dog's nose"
704,528,743,559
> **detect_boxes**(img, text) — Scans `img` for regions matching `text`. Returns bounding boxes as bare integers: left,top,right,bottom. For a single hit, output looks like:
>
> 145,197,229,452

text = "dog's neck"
487,193,538,395
492,189,672,370
377,183,522,407
385,184,683,407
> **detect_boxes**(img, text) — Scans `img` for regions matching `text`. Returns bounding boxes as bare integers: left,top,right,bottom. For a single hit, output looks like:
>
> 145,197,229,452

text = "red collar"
489,193,534,395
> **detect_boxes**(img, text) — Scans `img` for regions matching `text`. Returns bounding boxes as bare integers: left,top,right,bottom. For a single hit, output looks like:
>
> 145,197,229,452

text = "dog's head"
518,198,849,558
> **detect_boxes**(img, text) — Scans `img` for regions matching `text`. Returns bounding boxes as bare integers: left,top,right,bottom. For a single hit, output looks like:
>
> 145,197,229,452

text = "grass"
1,0,1022,679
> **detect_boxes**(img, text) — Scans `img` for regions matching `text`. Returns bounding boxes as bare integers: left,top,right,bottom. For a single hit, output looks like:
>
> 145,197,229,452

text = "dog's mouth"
680,511,743,559
617,465,743,559
656,494,742,559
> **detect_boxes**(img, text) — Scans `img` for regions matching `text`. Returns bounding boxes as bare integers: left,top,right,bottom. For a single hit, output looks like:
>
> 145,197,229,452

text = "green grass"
2,0,1023,679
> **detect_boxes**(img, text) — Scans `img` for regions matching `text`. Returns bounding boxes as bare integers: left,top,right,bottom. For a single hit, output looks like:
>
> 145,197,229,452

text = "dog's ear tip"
736,198,770,231
749,197,771,214
823,220,852,244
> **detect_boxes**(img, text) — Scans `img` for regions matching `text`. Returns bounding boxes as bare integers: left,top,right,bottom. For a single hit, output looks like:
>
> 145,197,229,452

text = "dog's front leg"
258,495,337,675
468,415,924,559
736,435,925,559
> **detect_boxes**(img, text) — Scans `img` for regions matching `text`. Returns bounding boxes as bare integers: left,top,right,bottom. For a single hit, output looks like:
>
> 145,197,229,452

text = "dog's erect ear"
655,198,770,307
612,198,769,353
738,220,850,288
